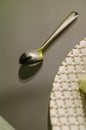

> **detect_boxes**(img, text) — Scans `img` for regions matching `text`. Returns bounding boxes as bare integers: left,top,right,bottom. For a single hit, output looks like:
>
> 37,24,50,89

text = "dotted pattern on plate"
50,38,86,130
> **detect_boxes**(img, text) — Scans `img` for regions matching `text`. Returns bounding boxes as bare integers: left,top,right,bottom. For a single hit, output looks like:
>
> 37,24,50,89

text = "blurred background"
0,0,86,130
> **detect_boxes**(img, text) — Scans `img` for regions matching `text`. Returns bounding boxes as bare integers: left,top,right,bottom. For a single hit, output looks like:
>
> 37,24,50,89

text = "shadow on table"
18,61,43,82
48,108,52,130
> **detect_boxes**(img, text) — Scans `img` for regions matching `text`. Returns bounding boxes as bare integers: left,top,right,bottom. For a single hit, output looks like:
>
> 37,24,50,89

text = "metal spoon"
19,11,78,65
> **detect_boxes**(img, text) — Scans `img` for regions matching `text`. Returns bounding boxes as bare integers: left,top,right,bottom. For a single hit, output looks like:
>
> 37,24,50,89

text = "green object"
78,75,86,94
0,116,15,130
78,76,86,116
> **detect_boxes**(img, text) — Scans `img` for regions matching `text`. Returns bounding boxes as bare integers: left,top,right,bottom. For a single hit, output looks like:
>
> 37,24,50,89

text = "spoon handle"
38,11,78,53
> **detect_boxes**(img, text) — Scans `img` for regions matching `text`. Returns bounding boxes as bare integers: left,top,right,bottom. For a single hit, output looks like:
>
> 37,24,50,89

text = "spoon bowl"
19,50,43,65
19,11,78,66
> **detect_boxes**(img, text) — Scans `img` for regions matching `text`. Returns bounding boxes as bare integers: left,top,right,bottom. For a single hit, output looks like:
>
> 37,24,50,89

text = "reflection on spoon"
19,61,43,81
19,11,78,66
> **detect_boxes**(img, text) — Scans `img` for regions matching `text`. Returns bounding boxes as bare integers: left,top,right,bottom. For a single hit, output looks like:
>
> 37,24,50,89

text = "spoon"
19,11,78,65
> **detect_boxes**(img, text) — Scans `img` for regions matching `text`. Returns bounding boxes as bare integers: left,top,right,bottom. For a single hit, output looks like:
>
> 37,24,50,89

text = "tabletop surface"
0,0,86,130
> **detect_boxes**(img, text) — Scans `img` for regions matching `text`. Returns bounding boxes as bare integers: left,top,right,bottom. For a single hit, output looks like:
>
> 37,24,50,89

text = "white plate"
49,38,86,130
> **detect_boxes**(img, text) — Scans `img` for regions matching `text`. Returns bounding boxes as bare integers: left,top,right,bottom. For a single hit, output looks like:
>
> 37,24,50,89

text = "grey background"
0,0,86,130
